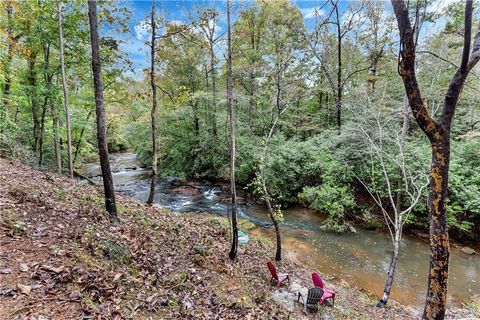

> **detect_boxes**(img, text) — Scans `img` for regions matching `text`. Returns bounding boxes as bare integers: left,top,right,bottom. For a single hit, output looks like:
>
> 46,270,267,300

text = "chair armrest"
297,291,304,303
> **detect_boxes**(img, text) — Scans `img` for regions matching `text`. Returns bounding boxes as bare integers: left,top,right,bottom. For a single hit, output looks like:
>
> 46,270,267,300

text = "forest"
1,0,480,319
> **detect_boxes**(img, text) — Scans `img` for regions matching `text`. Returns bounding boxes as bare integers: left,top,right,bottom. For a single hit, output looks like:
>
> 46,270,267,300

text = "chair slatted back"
306,287,324,308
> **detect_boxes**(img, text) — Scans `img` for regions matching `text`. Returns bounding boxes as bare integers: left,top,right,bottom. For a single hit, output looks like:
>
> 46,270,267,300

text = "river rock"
461,246,476,255
170,187,201,196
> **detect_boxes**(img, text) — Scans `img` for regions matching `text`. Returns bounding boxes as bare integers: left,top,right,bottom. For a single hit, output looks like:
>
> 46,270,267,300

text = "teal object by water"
238,230,249,244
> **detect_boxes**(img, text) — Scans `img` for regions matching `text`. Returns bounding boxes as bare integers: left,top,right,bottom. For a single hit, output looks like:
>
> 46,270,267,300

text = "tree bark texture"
57,0,74,178
391,1,479,318
377,235,399,307
147,0,158,205
51,104,62,174
88,0,117,218
227,0,238,261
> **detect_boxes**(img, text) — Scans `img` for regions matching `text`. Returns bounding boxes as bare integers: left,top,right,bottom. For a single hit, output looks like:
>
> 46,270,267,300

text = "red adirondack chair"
267,261,290,288
312,273,336,307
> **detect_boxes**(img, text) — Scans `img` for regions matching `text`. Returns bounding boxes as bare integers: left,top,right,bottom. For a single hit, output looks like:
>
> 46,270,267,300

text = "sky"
116,0,355,78
114,0,456,79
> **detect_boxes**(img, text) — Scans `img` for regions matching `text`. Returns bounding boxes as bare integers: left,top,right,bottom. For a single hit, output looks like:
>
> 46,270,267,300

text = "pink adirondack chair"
267,261,290,288
312,273,336,307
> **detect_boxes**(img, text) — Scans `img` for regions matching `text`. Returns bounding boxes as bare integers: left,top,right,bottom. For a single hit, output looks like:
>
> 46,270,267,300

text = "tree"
257,103,290,261
305,0,370,131
147,0,158,205
57,0,73,177
2,1,22,110
227,0,238,261
232,4,267,130
88,0,117,218
391,0,480,318
254,0,305,260
352,93,427,307
194,6,220,140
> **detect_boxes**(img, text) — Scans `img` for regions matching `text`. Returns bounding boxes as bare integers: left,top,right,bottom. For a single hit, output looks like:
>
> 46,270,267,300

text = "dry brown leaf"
41,265,64,273
113,273,122,282
0,268,11,274
19,263,29,272
17,283,31,295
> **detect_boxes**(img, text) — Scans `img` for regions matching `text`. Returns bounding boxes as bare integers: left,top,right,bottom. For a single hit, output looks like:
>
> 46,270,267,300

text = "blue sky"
115,0,455,79
116,0,356,78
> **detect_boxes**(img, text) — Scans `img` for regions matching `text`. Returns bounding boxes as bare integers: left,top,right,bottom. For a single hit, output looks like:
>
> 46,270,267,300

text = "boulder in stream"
461,247,476,255
170,187,201,196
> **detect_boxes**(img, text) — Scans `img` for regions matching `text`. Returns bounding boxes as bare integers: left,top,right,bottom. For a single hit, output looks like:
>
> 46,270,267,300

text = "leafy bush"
0,110,35,164
447,138,480,232
299,185,355,231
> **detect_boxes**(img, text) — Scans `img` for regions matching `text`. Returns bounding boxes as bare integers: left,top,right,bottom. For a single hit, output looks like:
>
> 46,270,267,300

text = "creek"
79,152,480,310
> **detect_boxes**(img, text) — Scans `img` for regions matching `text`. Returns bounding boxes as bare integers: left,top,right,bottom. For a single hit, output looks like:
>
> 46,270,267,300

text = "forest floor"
0,157,479,320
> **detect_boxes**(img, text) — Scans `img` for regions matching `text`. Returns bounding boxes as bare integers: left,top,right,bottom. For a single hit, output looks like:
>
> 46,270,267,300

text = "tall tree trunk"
191,101,200,136
88,0,117,218
326,94,330,126
3,2,14,108
391,1,480,318
260,128,282,261
209,43,217,139
147,0,158,205
57,0,74,178
38,96,48,166
51,104,62,174
423,137,451,319
259,62,288,261
248,70,255,129
227,0,238,261
247,21,257,130
28,56,40,152
318,91,323,110
261,114,285,261
39,43,52,167
335,3,342,132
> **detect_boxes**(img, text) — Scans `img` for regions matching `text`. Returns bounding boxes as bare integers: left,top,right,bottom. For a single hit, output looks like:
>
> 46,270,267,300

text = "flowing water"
80,152,480,310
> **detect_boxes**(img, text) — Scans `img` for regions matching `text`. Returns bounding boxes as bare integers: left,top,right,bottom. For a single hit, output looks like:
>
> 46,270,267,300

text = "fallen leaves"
0,267,12,274
113,272,122,282
0,157,423,320
19,263,29,272
40,264,64,274
16,283,31,295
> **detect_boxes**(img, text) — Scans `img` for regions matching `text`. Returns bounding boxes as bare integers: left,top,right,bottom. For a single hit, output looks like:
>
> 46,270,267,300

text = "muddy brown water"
80,152,480,310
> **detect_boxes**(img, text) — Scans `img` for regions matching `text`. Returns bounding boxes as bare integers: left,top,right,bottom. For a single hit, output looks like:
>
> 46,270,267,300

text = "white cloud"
134,20,151,41
301,7,324,19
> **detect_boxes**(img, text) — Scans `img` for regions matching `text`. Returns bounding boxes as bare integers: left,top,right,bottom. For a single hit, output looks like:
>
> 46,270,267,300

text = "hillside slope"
0,157,425,319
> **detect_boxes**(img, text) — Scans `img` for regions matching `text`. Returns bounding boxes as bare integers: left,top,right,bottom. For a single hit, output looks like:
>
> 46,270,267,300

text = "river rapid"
79,152,480,310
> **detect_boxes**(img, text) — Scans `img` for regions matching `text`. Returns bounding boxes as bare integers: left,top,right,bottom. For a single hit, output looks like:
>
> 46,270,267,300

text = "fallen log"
73,170,97,186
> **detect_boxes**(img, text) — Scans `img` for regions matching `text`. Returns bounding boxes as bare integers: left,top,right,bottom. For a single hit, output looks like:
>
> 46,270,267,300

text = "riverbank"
75,152,480,308
80,152,479,249
0,157,428,319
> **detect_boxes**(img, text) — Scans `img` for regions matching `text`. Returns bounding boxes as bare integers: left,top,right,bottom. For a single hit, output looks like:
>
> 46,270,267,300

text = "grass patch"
98,239,131,263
